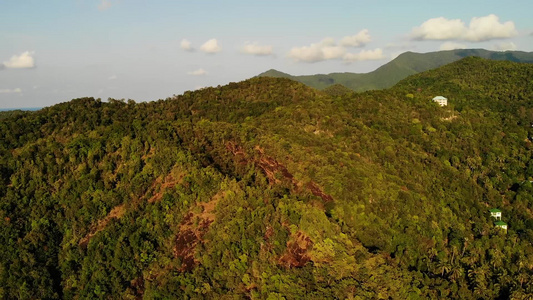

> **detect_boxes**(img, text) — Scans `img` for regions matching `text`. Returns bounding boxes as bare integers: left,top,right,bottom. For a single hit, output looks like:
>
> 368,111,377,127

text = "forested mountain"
258,49,533,92
1,57,533,299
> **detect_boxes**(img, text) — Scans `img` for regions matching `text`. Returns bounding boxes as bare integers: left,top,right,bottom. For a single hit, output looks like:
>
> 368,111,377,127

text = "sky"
1,0,532,109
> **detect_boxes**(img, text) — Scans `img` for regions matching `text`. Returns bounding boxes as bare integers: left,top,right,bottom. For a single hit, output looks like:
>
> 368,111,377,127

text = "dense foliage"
1,57,532,299
0,110,33,120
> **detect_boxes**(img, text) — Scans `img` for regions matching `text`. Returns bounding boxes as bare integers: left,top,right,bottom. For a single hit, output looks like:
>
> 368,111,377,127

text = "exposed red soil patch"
129,276,144,299
260,225,275,253
79,204,126,247
279,231,313,268
225,141,248,165
306,181,333,202
254,146,293,184
173,193,221,271
141,146,156,161
227,142,334,203
256,146,333,202
257,154,294,184
264,225,274,241
174,217,205,272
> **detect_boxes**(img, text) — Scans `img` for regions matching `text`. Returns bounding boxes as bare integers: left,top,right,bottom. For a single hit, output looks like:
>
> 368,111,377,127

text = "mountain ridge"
257,49,533,92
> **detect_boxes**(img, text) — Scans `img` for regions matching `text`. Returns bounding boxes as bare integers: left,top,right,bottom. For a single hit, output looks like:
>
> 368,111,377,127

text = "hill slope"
1,58,533,299
258,49,533,91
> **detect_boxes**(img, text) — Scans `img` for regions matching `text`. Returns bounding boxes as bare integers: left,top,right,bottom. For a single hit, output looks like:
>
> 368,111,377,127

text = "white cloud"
288,32,385,63
241,42,273,56
411,14,517,42
181,39,194,51
464,15,517,41
288,38,346,63
200,39,221,53
98,0,112,11
322,46,346,60
188,68,208,76
439,41,467,51
0,88,22,94
320,37,336,46
2,51,35,69
340,29,371,47
493,42,517,51
343,48,385,62
108,75,117,80
412,17,465,40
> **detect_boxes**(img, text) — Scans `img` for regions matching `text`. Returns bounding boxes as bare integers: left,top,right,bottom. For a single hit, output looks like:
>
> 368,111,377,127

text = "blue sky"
1,0,532,109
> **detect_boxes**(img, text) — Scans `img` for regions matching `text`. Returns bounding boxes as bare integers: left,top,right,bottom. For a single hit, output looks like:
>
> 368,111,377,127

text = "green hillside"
258,49,533,91
322,83,354,96
0,110,33,120
1,58,533,299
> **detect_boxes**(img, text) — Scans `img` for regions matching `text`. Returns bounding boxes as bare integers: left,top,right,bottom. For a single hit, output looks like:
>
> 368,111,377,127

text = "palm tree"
516,272,528,289
489,248,503,269
435,259,451,277
468,263,490,293
448,265,464,283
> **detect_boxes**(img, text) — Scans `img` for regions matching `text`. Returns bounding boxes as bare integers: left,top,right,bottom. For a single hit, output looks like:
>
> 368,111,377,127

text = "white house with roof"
432,96,448,106
489,208,508,231
489,208,502,220
495,220,508,230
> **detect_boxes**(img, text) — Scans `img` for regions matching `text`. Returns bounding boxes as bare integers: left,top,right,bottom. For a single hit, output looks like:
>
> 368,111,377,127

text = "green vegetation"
0,110,34,120
258,49,533,92
322,84,354,97
1,57,533,298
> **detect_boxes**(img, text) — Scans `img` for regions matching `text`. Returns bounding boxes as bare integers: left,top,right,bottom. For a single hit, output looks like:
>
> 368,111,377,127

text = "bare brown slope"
226,142,333,203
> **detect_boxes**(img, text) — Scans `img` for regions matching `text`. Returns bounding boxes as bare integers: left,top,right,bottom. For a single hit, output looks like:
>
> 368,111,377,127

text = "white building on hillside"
489,208,502,220
432,96,448,106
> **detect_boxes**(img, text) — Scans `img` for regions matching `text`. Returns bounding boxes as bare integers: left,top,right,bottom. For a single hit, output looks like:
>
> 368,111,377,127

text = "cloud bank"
288,38,345,62
493,42,517,51
340,29,371,47
200,39,221,53
288,31,383,63
2,51,35,69
181,39,194,51
412,14,517,42
241,42,273,56
343,48,384,62
188,68,208,76
439,42,467,51
0,88,22,94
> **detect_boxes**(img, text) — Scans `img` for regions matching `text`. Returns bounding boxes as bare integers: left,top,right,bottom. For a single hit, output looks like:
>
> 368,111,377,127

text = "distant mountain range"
258,49,533,92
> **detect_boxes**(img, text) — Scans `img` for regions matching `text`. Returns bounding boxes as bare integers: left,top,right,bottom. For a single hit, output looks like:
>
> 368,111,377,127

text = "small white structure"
432,96,448,106
489,208,502,220
495,221,508,230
